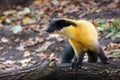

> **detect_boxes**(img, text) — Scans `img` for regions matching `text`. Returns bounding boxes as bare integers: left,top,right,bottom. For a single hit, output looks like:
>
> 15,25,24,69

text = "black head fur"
46,19,76,33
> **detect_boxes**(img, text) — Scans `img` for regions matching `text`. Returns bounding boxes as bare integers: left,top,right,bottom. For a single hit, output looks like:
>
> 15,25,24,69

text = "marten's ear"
46,19,76,33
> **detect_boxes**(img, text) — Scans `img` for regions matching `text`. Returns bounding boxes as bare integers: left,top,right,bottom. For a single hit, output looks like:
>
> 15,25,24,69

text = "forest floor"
0,0,120,73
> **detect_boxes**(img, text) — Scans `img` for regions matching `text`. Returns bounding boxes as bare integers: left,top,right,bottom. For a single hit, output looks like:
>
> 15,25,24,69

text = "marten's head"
46,18,76,33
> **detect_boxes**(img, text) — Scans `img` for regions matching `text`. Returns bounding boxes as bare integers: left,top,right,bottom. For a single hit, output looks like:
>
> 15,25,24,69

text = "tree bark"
43,59,120,80
0,59,54,80
0,59,120,80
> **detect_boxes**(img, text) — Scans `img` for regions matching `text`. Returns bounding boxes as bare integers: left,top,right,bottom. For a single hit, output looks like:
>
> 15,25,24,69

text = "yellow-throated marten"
46,18,109,69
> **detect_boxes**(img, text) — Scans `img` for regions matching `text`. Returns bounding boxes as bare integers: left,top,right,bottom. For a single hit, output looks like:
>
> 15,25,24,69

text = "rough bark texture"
0,59,120,80
43,60,120,80
0,59,54,80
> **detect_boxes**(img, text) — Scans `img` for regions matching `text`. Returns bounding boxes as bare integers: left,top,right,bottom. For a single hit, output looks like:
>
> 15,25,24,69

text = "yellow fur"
59,19,99,56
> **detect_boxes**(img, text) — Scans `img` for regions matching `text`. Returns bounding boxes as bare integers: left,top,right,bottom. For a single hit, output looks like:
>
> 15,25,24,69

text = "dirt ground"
0,0,120,73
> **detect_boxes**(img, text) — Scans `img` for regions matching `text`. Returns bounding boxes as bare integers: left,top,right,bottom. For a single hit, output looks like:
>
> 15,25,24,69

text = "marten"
46,18,109,69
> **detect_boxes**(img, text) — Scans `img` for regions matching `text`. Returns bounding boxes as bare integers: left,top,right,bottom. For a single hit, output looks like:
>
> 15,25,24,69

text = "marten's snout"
46,20,58,33
46,26,55,33
46,18,72,33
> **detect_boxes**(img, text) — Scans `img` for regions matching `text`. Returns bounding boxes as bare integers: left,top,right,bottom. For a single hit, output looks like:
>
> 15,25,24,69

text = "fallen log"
0,58,120,80
43,59,120,80
0,59,54,80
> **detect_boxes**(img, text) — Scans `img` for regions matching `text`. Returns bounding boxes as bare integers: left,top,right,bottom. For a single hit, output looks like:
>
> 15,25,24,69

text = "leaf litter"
0,0,120,73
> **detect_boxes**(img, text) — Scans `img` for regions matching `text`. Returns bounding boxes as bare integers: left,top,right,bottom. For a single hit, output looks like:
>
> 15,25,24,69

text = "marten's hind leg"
97,46,109,64
87,50,98,63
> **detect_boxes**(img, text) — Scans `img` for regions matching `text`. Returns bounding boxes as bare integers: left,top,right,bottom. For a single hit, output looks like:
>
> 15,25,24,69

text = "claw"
70,61,81,71
102,60,110,64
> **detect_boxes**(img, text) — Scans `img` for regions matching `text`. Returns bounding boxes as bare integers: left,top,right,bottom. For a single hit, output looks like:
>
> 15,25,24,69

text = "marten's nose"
46,27,54,33
46,28,50,33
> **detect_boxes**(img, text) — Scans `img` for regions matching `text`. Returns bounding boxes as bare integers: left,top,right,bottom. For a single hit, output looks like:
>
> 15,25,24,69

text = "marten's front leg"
68,39,85,70
61,45,75,63
72,51,85,70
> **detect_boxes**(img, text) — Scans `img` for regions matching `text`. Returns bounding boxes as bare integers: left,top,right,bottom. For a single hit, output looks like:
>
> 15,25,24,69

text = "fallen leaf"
35,41,51,52
38,53,49,59
51,0,60,6
35,37,44,44
25,38,35,46
23,7,31,15
92,20,99,27
10,25,23,34
3,10,16,16
22,17,32,25
0,16,7,23
49,53,55,60
14,38,20,42
0,47,5,50
112,49,120,57
23,51,31,57
108,43,120,49
46,34,61,40
21,58,32,67
1,37,9,43
16,44,25,51
33,0,43,5
0,24,3,30
0,61,3,64
5,18,11,24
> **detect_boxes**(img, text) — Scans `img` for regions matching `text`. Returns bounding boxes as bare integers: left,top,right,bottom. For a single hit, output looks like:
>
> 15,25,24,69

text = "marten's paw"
101,57,110,64
71,61,81,71
102,60,110,64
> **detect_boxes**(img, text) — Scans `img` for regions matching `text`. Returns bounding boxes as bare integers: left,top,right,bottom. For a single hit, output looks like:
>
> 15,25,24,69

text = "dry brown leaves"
0,0,120,72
